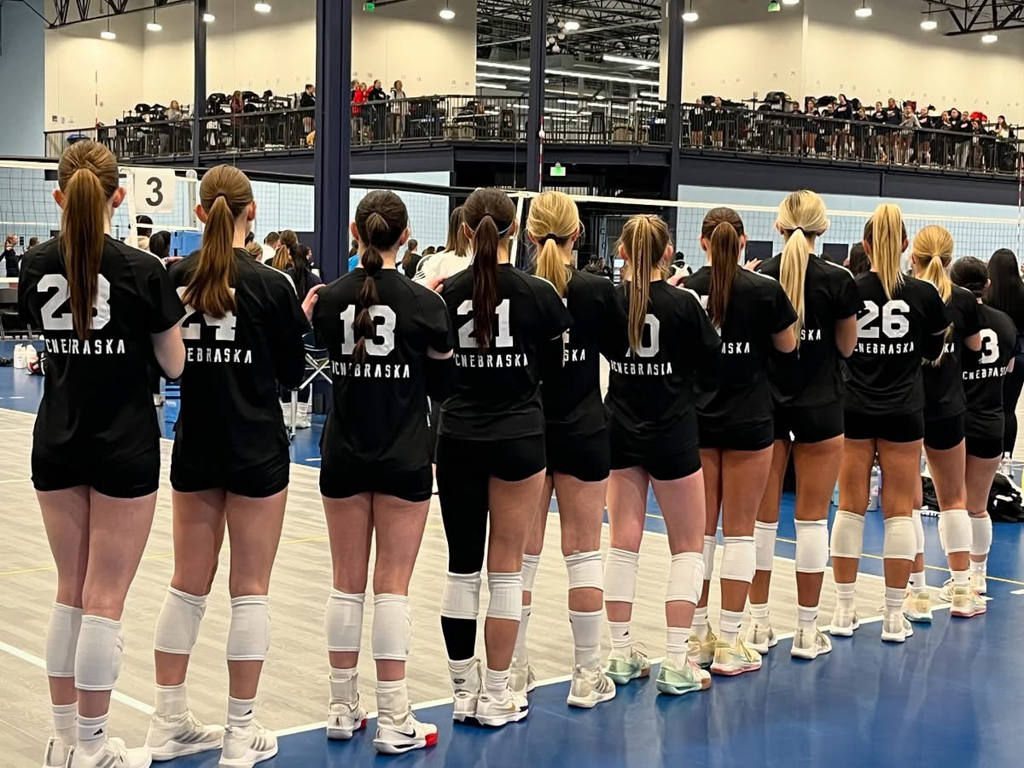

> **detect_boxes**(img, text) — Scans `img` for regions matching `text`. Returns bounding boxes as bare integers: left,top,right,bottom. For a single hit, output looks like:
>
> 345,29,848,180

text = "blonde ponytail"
864,204,907,301
913,225,954,303
527,191,579,298
777,190,828,345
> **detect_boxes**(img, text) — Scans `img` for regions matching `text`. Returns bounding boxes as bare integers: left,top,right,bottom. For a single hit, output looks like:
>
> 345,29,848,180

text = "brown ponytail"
353,190,408,361
272,229,299,271
462,188,516,349
619,214,671,354
57,141,119,340
183,165,253,318
701,207,744,328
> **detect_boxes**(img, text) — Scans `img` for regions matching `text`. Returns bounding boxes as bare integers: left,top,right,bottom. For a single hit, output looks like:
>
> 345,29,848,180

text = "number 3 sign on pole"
132,169,177,215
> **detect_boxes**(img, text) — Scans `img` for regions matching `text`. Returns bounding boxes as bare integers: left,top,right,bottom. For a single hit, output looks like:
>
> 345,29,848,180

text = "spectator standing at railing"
391,80,408,140
917,107,934,166
352,81,367,144
167,100,187,121
870,101,887,162
951,108,972,168
834,94,853,159
899,105,921,164
883,98,902,162
367,80,388,141
301,83,316,135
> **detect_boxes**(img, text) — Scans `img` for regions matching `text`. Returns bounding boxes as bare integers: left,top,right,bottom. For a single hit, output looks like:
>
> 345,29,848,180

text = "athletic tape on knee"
371,594,411,662
154,587,207,655
719,536,756,584
830,510,866,559
795,519,829,574
970,514,993,557
74,615,123,692
753,521,778,571
521,554,541,594
441,571,481,621
938,509,972,555
486,572,523,621
226,595,271,662
603,548,640,603
666,552,705,604
565,550,603,591
45,603,82,677
702,535,717,580
883,517,917,562
325,590,365,653
912,509,926,556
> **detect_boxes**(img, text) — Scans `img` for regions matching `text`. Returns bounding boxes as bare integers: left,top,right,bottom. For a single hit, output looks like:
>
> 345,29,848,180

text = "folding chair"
288,345,332,440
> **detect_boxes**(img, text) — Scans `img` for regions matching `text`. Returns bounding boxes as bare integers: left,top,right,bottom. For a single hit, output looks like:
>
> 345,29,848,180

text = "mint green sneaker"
603,644,650,685
687,628,717,669
655,658,711,696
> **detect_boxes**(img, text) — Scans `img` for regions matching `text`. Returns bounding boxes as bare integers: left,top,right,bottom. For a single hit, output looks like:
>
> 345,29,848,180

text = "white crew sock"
691,606,710,639
569,610,602,670
720,609,743,645
227,696,255,730
749,603,770,623
666,627,689,668
884,587,904,614
376,678,409,717
52,702,76,748
329,666,358,704
951,569,970,586
484,667,509,696
797,605,818,630
154,683,188,718
608,620,632,651
77,714,108,755
513,605,531,662
835,582,856,610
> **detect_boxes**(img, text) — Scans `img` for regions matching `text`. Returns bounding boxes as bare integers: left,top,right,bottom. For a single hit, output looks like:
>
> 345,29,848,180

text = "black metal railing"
43,96,1022,177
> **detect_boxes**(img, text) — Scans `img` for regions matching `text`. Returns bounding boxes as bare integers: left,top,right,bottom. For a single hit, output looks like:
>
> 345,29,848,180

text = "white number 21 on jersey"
37,273,111,331
457,299,513,348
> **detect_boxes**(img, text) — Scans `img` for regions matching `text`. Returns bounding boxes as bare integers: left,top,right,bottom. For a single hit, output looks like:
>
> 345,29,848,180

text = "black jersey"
963,304,1016,439
845,272,950,415
18,235,185,464
314,267,454,470
605,281,721,441
757,254,863,407
541,269,628,437
922,285,982,420
168,251,309,471
685,267,797,429
438,264,572,440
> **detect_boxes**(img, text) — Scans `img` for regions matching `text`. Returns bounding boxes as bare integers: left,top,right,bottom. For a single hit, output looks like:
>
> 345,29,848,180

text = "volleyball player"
603,214,721,696
685,208,797,675
947,257,1015,603
905,226,983,623
830,205,949,643
414,206,470,284
747,191,861,660
514,191,626,707
315,191,453,753
983,249,1024,454
19,141,185,768
436,188,572,727
146,166,313,767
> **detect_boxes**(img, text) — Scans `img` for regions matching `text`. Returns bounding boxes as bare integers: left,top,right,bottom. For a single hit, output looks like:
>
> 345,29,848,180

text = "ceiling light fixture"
783,0,800,5
476,60,658,87
982,32,997,42
683,0,698,22
439,0,455,20
100,20,116,40
203,12,215,22
921,2,937,29
146,11,162,31
254,3,272,13
563,19,580,31
476,82,508,90
603,53,660,68
855,1,872,18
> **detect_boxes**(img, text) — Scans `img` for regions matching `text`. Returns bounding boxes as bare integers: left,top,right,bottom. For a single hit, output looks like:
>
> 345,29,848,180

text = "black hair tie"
542,234,560,244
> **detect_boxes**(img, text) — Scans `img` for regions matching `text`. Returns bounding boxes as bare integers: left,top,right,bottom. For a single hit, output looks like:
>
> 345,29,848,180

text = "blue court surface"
3,341,1024,767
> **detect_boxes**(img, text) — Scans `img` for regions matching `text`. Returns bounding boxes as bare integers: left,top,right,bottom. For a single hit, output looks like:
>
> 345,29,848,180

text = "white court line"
304,458,321,463
1012,588,1024,595
0,640,155,716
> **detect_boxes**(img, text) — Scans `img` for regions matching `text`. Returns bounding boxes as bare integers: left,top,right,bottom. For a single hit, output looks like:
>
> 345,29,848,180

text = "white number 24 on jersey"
37,273,111,331
176,287,238,341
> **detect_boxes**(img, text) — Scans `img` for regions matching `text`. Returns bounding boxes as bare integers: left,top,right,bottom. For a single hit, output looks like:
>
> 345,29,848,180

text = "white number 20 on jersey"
176,287,238,341
37,273,111,331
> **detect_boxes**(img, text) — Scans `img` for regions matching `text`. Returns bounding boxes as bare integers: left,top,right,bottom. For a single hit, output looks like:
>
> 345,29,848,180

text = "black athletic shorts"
966,434,1003,460
436,433,546,483
699,418,775,452
609,419,702,481
320,459,433,503
924,412,966,452
774,402,844,444
546,426,610,483
172,453,290,498
33,447,161,499
844,410,925,443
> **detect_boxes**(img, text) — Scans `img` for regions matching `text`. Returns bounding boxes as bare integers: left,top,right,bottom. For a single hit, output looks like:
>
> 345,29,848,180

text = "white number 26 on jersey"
856,300,910,339
37,273,111,331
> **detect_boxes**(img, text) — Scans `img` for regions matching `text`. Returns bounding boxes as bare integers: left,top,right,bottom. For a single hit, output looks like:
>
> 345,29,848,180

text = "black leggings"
1004,364,1024,455
436,433,545,661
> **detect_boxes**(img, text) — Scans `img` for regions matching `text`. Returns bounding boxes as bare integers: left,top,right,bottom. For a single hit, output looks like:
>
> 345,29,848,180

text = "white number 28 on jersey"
176,287,238,341
37,273,111,331
857,300,910,339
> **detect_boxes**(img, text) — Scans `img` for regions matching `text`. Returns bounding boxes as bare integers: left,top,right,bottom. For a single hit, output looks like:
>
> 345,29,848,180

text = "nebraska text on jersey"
610,359,674,375
455,352,530,368
331,361,412,379
186,346,254,364
855,341,914,354
45,337,127,355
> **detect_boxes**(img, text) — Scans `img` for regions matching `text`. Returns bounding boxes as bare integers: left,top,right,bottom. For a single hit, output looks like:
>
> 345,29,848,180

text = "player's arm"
152,325,185,380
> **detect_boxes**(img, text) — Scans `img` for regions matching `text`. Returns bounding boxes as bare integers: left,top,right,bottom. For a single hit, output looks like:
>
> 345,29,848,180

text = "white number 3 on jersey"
978,329,999,365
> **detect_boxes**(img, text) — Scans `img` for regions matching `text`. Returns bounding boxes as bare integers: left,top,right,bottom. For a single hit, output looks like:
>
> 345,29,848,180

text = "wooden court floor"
0,406,904,766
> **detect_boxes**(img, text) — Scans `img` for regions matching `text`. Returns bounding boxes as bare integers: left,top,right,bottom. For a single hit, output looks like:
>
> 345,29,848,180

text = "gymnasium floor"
1,342,1023,767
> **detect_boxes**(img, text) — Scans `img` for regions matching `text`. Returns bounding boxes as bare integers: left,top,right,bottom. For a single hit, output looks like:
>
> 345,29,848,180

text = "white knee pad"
970,514,993,557
719,536,756,584
753,521,778,571
441,571,481,620
883,516,917,562
226,595,271,662
521,554,541,594
371,594,411,662
486,572,523,621
74,616,123,692
45,603,82,678
912,509,925,556
701,535,717,580
938,509,972,555
565,551,603,591
603,548,640,603
326,590,365,653
666,552,705,605
830,510,866,559
154,587,208,655
795,519,829,574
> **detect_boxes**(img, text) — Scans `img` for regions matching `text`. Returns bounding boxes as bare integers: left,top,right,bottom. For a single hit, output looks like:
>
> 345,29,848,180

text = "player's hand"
302,284,325,321
667,271,686,287
425,276,445,294
744,259,762,272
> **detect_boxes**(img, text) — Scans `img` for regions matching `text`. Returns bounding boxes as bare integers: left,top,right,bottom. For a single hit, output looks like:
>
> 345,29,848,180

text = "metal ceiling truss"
923,0,1024,35
46,0,181,28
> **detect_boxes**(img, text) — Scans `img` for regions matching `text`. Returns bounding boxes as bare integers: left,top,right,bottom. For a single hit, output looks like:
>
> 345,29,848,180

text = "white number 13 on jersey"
457,299,513,348
37,273,111,331
341,304,396,356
